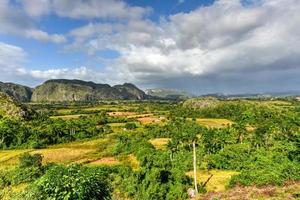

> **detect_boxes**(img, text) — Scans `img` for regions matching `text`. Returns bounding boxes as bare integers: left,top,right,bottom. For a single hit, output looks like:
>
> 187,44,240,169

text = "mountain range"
145,88,194,100
0,79,148,102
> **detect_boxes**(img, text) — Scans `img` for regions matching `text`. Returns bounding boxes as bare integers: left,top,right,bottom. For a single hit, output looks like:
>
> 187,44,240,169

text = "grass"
0,183,28,200
32,148,94,164
0,135,138,169
0,137,115,169
186,169,239,192
50,114,90,119
127,113,154,118
137,116,165,125
108,111,137,117
88,157,121,166
149,138,171,150
196,118,233,128
0,150,32,169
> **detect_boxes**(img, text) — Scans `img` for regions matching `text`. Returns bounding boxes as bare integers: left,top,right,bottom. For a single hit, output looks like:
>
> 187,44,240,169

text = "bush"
0,170,10,189
19,153,43,168
125,122,137,130
21,164,112,200
208,143,251,170
11,167,43,185
229,150,300,187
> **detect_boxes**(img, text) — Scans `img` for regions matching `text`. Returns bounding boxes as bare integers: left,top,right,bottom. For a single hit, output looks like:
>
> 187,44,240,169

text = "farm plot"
137,116,166,125
149,138,171,150
196,118,233,128
186,170,239,192
50,114,90,120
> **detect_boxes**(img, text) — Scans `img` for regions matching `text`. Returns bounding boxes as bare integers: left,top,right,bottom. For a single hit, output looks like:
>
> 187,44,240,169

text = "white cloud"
1,0,300,93
51,0,151,20
0,0,66,43
18,0,51,17
18,0,151,20
25,30,66,43
65,0,300,92
0,42,29,83
0,42,27,69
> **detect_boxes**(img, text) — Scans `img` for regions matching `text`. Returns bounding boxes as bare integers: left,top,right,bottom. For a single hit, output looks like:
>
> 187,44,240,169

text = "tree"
170,119,202,194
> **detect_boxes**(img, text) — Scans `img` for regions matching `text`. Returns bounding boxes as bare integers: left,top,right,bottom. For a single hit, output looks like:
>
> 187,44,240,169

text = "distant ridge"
145,88,194,100
31,79,148,102
0,82,32,102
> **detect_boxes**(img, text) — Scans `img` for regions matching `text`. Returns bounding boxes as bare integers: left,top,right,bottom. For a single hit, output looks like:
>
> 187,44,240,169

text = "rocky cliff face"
31,79,147,102
0,92,32,119
113,83,147,100
0,82,32,102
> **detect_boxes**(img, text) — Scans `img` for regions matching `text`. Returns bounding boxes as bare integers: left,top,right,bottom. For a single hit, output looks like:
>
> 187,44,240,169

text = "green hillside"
0,92,31,119
31,79,148,102
0,82,32,102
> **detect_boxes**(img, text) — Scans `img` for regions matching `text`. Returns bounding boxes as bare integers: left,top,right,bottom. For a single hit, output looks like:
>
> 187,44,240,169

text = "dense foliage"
0,112,109,149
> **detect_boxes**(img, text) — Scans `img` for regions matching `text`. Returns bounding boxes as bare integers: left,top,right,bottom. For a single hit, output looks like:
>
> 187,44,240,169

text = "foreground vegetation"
0,98,300,199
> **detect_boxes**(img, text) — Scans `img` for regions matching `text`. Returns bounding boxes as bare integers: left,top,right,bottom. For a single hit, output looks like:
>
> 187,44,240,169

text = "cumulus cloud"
52,0,151,20
0,42,27,70
0,42,29,83
18,0,51,17
64,0,300,93
25,30,66,43
1,0,300,93
18,0,151,19
27,66,107,82
0,0,66,43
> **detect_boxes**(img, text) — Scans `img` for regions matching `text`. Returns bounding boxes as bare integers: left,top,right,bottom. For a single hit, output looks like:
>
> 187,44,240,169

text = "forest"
0,98,300,199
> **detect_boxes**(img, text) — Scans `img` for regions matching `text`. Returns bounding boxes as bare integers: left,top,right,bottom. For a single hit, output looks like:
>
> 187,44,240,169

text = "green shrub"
208,143,251,170
229,150,300,187
21,164,111,200
11,167,43,185
19,153,43,168
125,122,137,130
0,170,10,189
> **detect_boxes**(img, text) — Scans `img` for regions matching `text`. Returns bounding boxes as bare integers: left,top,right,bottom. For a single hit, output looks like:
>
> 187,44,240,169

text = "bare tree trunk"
193,140,198,194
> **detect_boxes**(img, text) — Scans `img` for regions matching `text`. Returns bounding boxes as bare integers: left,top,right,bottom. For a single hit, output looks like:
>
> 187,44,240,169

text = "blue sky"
0,0,300,94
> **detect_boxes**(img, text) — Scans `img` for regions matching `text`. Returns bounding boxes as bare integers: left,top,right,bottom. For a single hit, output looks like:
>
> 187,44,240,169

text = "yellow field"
56,108,74,115
108,111,137,117
88,157,121,166
0,183,28,200
127,113,154,118
196,118,233,128
32,148,94,164
50,114,90,119
0,136,121,169
0,150,32,169
137,116,165,125
149,138,171,150
126,154,140,171
187,170,239,192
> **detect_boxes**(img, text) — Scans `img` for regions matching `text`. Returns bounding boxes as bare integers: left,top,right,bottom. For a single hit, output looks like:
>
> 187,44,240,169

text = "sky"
0,0,300,94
